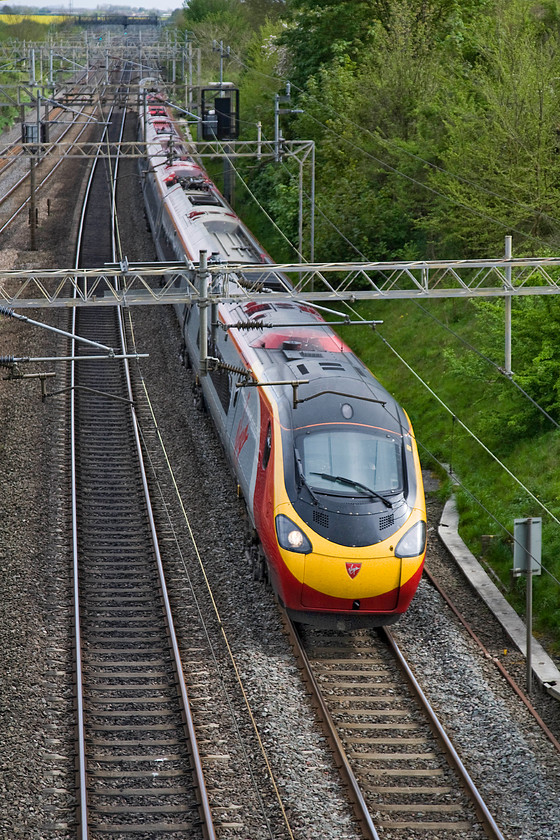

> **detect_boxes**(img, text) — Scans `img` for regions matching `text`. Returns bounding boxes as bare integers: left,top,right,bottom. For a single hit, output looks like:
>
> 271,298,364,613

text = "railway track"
69,75,216,839
286,618,505,840
72,305,214,838
1,44,558,840
420,562,560,753
42,61,322,840
63,68,512,840
0,66,110,237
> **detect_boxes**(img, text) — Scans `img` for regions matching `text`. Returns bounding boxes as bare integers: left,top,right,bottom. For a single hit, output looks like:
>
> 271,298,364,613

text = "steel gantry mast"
2,255,560,310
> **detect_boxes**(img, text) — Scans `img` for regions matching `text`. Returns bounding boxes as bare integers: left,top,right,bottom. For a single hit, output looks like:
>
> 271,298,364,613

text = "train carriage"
139,89,427,628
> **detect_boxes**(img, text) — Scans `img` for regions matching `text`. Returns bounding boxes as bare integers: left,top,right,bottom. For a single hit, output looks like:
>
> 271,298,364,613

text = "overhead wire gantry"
1,255,560,310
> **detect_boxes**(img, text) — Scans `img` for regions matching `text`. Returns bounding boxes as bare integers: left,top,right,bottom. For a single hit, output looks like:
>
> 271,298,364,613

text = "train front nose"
300,552,402,611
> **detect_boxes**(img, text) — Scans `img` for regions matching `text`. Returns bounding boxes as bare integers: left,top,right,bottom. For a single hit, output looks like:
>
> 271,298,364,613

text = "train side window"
262,423,272,469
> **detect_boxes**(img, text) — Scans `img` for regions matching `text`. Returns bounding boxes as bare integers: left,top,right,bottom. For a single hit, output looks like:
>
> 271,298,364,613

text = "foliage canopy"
178,0,560,641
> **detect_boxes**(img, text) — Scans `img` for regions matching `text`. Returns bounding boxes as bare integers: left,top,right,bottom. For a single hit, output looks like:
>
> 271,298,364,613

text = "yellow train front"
250,335,427,629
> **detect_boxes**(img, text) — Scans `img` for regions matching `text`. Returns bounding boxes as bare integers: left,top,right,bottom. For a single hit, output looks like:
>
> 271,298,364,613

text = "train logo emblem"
346,562,362,579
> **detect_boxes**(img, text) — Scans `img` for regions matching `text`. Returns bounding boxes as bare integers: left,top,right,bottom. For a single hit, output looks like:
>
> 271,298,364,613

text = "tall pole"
526,518,533,695
298,156,303,259
310,142,315,264
187,42,193,112
36,92,41,155
143,90,147,143
504,235,512,376
223,145,234,206
29,153,37,250
43,96,49,143
29,48,36,85
274,94,280,162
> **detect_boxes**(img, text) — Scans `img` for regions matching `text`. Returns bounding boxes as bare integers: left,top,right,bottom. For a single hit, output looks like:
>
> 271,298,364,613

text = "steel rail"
384,627,506,840
71,69,126,839
70,104,98,840
422,565,560,753
282,614,380,840
284,611,506,840
70,71,216,839
110,92,217,840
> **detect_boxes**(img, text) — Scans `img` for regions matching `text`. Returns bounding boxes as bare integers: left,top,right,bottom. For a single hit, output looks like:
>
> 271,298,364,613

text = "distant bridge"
73,14,162,27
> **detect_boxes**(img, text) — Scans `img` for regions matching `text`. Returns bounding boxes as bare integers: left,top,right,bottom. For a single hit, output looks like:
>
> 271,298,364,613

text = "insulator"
229,321,256,330
0,305,15,318
0,356,15,367
206,357,248,378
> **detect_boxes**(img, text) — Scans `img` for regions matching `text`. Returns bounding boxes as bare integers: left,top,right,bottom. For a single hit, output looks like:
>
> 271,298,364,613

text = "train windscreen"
297,426,403,496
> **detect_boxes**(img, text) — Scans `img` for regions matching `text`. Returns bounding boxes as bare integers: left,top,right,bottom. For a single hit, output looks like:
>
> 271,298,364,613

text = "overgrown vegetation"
177,0,560,647
0,17,73,130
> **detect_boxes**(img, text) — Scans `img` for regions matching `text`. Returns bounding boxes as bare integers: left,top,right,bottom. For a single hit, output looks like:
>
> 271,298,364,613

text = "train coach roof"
224,300,349,345
257,346,407,434
284,374,405,434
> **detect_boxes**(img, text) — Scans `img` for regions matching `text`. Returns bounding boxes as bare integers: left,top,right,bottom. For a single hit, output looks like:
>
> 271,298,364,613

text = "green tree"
182,0,285,26
280,0,491,90
182,0,240,21
237,18,287,132
279,0,383,90
240,0,286,23
444,293,560,442
423,0,560,257
286,2,458,261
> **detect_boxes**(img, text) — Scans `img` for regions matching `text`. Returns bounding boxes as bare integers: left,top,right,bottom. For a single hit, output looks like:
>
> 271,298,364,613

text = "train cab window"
298,427,402,495
244,302,271,315
262,423,272,469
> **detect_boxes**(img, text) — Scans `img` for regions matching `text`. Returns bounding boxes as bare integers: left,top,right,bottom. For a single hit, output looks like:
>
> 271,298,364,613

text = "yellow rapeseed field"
0,14,68,24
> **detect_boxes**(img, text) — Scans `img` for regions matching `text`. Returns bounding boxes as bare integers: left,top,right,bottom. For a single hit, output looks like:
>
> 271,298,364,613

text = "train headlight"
275,515,313,554
395,521,427,558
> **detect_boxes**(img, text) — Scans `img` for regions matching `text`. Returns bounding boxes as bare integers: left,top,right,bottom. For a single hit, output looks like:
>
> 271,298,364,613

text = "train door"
227,380,260,508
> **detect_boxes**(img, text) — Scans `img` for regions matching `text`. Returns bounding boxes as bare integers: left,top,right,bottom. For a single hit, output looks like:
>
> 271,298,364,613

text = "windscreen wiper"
294,448,320,504
310,472,393,508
